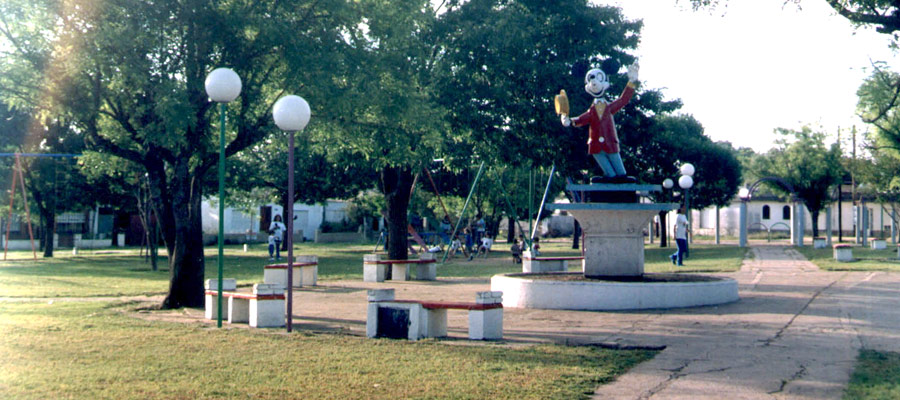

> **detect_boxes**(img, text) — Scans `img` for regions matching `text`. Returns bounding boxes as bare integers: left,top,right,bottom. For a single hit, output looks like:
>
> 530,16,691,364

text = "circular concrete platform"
490,272,739,310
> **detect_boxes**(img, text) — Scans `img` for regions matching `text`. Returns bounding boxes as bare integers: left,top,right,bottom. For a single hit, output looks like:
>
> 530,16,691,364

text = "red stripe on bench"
264,262,318,269
382,300,502,310
364,259,435,265
204,290,285,300
522,256,584,261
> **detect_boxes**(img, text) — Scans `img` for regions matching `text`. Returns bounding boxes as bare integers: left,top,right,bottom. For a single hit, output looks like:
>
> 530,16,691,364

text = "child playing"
267,232,277,261
510,239,522,264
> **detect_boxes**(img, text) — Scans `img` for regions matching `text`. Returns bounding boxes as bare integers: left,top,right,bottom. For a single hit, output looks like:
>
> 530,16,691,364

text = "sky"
602,0,900,153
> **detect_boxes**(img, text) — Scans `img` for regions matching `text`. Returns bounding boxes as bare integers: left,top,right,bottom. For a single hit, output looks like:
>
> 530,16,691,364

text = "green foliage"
640,114,742,209
318,219,359,233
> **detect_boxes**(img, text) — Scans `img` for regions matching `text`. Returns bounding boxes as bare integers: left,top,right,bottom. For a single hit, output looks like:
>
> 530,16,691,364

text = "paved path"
252,245,900,398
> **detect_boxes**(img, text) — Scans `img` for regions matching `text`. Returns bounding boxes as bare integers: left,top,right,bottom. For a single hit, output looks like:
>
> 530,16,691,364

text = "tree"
687,1,900,35
857,64,900,155
755,127,844,237
0,0,360,307
328,0,447,261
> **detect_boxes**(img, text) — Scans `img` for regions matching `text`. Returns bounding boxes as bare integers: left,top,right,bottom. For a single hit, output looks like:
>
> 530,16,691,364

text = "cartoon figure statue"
558,62,639,180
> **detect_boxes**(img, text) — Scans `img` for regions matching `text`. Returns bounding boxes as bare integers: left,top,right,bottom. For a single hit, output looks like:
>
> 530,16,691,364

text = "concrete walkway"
287,245,900,399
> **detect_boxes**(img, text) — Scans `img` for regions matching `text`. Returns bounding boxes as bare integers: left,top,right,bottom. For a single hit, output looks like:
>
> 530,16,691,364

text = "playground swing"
3,154,38,260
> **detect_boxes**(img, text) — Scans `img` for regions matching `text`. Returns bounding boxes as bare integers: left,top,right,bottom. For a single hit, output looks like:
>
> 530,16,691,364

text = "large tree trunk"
41,212,54,258
161,162,206,309
506,217,516,243
572,219,581,249
381,165,414,261
810,209,820,238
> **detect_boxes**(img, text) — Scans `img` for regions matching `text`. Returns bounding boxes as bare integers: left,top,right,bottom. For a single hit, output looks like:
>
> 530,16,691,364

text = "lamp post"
679,163,695,248
661,178,674,247
272,94,311,333
205,68,242,328
738,187,750,247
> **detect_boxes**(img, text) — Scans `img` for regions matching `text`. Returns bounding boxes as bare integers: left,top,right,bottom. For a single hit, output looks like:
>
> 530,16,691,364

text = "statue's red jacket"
572,82,636,154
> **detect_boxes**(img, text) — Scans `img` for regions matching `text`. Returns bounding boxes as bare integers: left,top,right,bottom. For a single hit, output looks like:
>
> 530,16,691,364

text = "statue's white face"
584,68,609,98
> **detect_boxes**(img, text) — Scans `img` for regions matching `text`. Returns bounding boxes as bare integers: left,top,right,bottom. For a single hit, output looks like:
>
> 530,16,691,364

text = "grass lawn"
795,245,900,272
0,300,655,400
844,349,900,400
0,240,748,298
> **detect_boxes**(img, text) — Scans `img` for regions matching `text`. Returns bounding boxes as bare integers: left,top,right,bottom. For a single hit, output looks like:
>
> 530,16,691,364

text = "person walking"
670,206,689,266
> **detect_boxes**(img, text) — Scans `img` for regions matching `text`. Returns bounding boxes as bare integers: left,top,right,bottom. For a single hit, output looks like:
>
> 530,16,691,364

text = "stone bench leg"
263,269,287,288
204,293,218,320
228,297,250,324
250,298,285,328
470,291,503,340
298,265,318,287
415,262,436,281
364,254,387,282
469,308,503,340
415,254,437,281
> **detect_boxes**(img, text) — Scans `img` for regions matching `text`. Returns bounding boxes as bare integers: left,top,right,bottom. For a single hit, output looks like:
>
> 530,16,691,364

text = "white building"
201,199,354,242
688,189,897,241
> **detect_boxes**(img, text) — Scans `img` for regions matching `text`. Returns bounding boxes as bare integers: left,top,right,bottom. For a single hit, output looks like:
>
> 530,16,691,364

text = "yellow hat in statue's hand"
554,89,569,116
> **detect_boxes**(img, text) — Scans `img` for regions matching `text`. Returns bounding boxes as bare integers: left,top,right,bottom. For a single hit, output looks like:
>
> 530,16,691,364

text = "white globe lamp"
678,175,694,189
680,163,695,177
205,68,242,103
273,95,311,132
662,178,674,189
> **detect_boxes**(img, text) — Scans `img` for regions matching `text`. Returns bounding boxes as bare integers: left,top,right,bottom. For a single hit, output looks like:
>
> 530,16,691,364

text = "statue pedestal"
547,202,677,278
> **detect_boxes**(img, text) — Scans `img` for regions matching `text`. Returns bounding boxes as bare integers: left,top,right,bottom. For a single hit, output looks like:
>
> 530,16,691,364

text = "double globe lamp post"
662,163,696,247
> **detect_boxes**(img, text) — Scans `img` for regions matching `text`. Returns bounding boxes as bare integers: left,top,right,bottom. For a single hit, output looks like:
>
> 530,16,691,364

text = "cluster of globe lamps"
205,67,310,332
662,163,696,243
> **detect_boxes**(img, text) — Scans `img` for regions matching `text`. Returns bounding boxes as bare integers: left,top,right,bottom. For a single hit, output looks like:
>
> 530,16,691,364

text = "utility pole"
837,127,843,242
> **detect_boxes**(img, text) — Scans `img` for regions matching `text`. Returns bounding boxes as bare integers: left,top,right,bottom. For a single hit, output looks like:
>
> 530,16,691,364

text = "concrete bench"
263,255,318,288
522,250,584,273
871,239,887,250
204,280,285,328
813,237,827,249
833,244,853,262
366,289,502,341
363,253,436,282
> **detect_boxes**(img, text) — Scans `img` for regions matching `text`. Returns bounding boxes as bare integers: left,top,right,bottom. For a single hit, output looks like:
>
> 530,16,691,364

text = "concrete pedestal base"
565,207,665,277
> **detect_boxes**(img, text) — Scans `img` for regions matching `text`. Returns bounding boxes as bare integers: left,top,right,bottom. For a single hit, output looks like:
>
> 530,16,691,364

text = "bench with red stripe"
204,280,285,328
363,253,437,282
522,251,584,273
366,289,503,341
263,255,318,288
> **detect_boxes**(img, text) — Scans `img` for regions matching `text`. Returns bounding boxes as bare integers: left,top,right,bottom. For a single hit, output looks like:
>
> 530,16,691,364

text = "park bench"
363,253,436,282
522,250,584,273
833,244,853,262
263,255,318,288
366,289,503,341
204,280,285,328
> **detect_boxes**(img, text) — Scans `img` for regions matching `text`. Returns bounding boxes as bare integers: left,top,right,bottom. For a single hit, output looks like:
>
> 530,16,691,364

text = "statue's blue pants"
593,152,626,177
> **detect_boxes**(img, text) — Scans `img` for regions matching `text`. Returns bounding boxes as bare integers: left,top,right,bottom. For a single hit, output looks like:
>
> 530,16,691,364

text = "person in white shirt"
268,215,286,261
477,236,493,258
670,206,689,266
